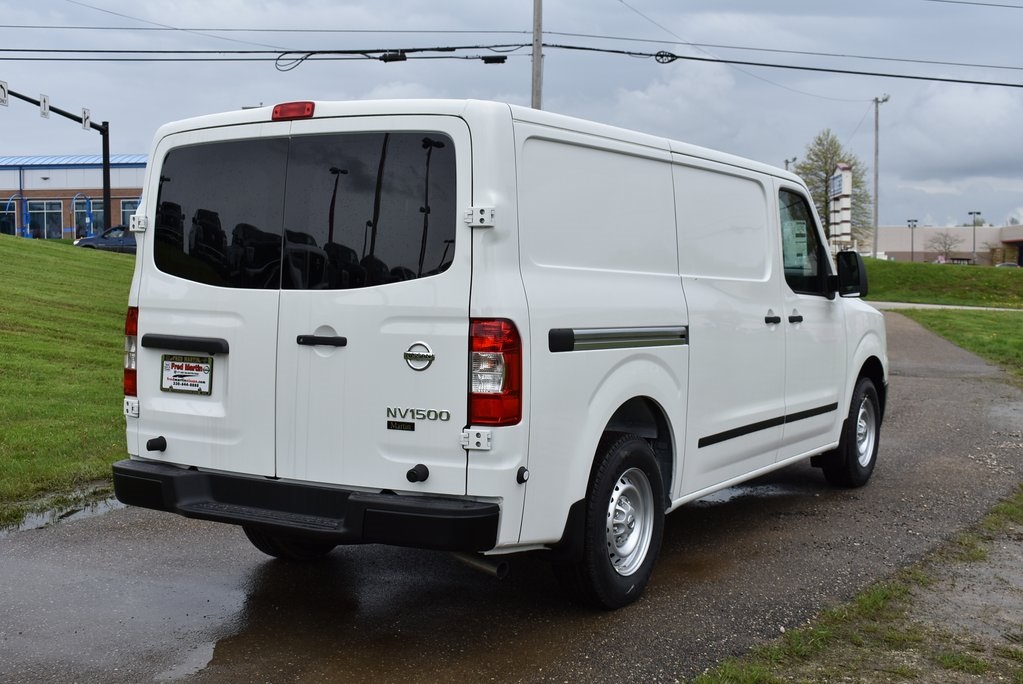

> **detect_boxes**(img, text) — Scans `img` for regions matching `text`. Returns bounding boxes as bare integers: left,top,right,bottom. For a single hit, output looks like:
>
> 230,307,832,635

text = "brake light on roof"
124,307,138,397
271,101,315,121
469,319,522,426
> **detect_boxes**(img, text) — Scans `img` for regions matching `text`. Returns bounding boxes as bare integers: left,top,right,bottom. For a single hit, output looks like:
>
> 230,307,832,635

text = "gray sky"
2,0,1022,227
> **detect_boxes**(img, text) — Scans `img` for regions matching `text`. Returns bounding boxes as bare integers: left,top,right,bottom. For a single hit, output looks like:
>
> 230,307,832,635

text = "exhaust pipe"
451,552,509,580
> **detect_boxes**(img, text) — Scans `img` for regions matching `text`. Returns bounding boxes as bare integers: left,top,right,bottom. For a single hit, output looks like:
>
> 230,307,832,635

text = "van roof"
151,99,801,183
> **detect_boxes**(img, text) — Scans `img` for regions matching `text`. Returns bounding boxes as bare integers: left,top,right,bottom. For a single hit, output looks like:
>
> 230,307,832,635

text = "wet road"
2,312,1022,682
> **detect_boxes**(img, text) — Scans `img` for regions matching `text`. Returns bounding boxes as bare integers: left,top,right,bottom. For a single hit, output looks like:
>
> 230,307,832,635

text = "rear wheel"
821,377,880,488
556,433,664,609
243,526,336,561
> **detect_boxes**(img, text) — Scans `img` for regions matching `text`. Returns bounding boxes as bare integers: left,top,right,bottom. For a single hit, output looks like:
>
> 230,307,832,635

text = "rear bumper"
112,459,499,552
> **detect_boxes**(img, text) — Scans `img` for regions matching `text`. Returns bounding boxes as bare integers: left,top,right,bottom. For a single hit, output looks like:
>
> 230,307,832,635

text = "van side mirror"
835,251,868,298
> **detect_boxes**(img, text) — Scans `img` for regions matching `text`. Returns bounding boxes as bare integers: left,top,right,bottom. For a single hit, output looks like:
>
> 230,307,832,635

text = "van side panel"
672,161,785,496
513,124,687,545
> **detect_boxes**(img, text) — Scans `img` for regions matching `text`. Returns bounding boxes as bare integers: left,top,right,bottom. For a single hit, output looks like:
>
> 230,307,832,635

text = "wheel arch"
858,355,887,424
550,395,676,559
602,396,674,508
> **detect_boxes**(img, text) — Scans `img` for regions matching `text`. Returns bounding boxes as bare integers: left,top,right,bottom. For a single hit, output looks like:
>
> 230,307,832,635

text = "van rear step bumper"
112,459,499,552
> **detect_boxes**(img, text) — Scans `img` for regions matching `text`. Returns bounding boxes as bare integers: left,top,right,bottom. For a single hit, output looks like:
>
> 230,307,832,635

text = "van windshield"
153,131,457,290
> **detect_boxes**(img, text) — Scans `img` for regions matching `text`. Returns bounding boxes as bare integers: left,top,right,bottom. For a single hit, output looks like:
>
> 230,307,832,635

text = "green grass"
896,309,1023,383
936,650,989,674
0,235,133,525
865,257,1023,309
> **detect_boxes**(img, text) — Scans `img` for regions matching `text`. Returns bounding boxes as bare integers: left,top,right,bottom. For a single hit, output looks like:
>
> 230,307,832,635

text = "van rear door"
135,116,472,495
274,118,472,494
134,129,290,477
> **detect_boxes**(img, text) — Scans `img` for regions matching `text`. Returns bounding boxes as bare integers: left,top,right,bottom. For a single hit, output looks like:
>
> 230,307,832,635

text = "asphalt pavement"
1,312,1021,682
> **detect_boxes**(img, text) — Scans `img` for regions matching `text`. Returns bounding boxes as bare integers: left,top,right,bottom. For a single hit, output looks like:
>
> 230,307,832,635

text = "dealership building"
0,154,145,239
874,223,1023,266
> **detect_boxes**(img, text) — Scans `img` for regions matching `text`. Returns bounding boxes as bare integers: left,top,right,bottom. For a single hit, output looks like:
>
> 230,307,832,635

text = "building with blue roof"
0,154,146,238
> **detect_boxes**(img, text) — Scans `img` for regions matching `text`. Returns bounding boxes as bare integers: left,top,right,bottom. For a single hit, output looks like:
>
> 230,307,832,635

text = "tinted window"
155,138,288,288
779,189,830,295
154,132,456,290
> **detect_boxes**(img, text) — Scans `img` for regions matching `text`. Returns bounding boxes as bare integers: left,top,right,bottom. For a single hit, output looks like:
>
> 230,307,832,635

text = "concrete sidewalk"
869,300,1023,312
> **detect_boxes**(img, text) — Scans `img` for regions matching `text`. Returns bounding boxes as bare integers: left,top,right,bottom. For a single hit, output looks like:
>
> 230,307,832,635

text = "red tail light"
124,307,138,397
469,319,522,426
271,101,315,121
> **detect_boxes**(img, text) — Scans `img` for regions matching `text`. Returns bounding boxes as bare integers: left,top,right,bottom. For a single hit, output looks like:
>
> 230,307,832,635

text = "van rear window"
153,132,456,290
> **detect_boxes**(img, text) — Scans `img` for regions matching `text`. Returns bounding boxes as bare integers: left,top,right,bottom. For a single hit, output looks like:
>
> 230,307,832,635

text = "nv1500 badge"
386,407,451,432
386,407,452,422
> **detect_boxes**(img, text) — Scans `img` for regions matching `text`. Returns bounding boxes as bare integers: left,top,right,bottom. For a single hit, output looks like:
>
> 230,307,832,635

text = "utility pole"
784,157,796,171
871,94,889,258
1,84,111,235
531,0,543,109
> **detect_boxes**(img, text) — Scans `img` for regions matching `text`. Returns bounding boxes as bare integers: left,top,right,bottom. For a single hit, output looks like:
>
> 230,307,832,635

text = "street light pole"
968,210,981,264
871,94,890,258
784,157,796,171
907,219,917,263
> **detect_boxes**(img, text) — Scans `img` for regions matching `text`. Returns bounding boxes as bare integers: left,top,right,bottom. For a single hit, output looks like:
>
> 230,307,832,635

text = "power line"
1,42,1021,88
4,24,1020,74
613,0,867,103
552,44,1023,89
919,0,1023,8
61,0,286,50
0,24,531,35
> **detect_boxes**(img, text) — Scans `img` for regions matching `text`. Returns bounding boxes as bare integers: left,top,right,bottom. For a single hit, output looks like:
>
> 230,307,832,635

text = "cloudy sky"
2,0,1021,227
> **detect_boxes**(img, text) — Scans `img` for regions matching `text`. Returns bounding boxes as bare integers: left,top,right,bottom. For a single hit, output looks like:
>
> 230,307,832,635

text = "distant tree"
792,129,873,241
925,231,965,261
1009,217,1020,226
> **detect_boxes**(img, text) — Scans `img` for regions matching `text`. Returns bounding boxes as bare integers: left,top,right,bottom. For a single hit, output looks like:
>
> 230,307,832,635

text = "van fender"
519,350,683,546
842,306,889,420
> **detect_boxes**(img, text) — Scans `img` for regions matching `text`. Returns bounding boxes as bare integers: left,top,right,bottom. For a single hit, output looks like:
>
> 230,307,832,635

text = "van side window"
153,132,456,290
779,189,829,295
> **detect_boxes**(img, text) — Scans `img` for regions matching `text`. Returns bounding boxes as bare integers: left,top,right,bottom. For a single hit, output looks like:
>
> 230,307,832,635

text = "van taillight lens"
271,101,315,121
124,307,138,397
470,319,522,426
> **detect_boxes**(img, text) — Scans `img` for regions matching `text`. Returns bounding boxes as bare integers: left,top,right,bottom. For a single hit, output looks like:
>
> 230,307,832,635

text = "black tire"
243,526,336,561
821,377,881,488
555,433,665,609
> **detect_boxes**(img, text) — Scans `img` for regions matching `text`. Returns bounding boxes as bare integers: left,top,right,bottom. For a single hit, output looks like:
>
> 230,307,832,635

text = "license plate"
160,354,213,395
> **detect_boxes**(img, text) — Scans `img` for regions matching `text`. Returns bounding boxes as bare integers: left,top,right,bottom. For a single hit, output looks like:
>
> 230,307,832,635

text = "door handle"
764,314,781,325
788,314,804,324
297,335,348,347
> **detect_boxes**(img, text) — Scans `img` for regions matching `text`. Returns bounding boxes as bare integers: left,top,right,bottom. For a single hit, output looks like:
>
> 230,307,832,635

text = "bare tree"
925,231,965,262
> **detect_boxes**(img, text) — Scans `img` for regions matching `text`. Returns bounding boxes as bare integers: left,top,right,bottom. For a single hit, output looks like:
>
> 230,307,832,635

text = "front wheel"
556,433,665,609
821,377,881,488
243,526,336,561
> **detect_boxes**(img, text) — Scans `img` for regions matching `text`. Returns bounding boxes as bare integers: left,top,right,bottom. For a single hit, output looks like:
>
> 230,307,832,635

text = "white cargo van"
114,99,887,609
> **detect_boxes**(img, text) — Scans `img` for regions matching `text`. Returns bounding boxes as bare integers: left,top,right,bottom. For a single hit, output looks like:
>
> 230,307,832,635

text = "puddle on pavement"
694,482,807,505
0,495,125,539
156,642,217,682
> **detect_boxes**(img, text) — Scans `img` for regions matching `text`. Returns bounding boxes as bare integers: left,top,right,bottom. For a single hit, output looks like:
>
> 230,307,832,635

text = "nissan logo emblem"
404,342,435,371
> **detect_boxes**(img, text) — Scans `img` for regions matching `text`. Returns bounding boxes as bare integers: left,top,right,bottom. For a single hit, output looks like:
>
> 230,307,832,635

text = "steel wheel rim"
855,396,877,468
605,467,654,576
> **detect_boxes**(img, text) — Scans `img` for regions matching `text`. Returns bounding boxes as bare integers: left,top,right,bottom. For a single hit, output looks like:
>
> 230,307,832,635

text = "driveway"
1,312,1021,682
